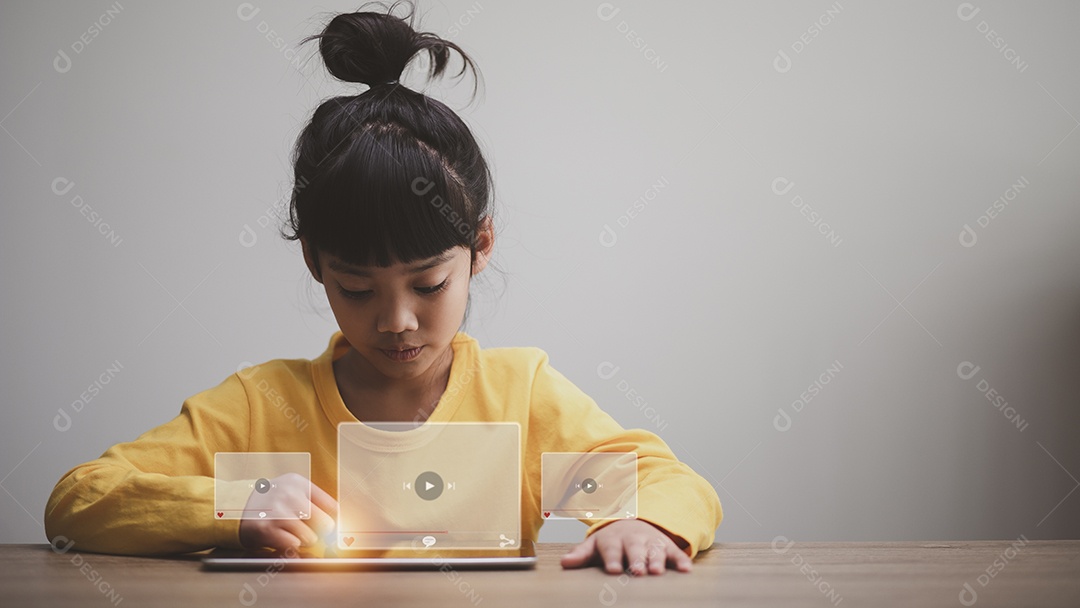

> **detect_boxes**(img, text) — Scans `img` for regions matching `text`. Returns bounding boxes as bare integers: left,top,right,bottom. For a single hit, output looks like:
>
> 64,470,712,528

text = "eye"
338,287,372,300
416,279,449,295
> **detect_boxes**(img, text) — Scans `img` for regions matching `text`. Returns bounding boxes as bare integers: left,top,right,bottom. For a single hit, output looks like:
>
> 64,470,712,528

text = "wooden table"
3,541,1078,607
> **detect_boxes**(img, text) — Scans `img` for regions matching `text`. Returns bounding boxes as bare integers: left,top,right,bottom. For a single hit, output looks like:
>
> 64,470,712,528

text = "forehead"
325,248,460,277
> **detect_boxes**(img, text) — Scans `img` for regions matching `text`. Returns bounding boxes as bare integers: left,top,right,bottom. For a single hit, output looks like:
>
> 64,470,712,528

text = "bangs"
304,122,475,267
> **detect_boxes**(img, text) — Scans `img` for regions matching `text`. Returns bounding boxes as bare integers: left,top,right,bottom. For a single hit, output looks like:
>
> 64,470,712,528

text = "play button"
415,471,444,501
581,478,598,494
255,478,271,494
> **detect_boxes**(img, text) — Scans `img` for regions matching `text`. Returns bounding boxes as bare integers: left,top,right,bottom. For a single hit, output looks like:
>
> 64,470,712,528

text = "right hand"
238,473,337,551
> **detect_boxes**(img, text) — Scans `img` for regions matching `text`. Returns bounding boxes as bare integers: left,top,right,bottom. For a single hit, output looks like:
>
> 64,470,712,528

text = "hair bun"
317,10,415,86
310,2,477,91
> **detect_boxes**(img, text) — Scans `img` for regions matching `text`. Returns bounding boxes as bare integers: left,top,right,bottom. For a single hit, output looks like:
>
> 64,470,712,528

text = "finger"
309,483,338,521
668,543,693,573
647,539,668,574
258,525,306,552
304,504,336,539
277,518,320,547
598,537,626,575
624,540,649,577
560,534,597,569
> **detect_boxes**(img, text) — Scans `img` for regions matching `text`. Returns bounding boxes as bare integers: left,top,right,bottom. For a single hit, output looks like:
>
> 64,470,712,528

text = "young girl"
43,3,722,576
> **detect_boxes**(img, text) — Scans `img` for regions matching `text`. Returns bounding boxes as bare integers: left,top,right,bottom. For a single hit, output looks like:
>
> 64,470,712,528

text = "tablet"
201,539,537,571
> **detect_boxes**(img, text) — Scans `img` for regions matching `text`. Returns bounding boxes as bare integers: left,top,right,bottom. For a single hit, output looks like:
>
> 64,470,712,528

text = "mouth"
379,345,424,362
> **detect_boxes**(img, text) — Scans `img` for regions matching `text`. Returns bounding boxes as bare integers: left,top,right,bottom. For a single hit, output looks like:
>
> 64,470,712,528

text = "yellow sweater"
44,332,722,556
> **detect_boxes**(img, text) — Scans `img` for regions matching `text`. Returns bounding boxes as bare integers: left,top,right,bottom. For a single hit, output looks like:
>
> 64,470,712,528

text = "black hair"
284,1,491,278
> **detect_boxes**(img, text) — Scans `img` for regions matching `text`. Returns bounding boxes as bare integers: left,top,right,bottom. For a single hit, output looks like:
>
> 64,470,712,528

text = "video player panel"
541,452,637,521
337,422,521,551
213,452,312,521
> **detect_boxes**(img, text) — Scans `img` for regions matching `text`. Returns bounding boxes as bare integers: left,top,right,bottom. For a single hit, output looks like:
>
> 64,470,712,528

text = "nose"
376,294,419,334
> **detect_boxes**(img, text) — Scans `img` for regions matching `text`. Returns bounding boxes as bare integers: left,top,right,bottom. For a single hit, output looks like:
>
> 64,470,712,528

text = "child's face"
305,242,486,385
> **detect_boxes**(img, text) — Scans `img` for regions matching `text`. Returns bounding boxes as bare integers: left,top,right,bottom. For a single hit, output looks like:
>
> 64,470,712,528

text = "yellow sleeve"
528,352,723,558
43,373,251,555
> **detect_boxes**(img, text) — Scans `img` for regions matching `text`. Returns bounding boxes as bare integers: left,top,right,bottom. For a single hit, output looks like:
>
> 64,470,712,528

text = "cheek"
435,280,470,321
324,289,370,326
325,297,356,328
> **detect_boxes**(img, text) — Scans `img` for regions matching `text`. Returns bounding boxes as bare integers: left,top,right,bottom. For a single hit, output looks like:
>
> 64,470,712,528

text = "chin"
367,351,429,376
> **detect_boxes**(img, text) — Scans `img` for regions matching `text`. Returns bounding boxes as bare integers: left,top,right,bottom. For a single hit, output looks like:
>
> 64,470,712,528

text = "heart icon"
342,536,355,547
543,512,550,518
217,512,223,518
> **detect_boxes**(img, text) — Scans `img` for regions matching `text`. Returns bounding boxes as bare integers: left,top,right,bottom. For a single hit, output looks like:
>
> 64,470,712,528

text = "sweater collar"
311,331,478,428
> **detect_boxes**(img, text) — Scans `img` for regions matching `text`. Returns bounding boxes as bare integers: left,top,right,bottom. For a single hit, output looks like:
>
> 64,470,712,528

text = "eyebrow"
328,251,454,277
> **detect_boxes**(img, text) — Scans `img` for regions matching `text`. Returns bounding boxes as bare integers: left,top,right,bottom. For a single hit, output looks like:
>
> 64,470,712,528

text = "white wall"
1,0,1077,545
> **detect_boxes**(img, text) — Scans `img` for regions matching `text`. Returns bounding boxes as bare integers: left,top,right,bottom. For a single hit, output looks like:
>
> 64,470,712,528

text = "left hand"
560,519,693,575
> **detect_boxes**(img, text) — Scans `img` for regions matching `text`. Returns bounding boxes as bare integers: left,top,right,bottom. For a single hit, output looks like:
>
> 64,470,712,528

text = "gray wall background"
1,0,1077,546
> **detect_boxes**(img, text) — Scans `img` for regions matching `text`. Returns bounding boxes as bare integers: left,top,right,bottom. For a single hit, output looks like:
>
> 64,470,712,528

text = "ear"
471,216,494,276
300,237,324,284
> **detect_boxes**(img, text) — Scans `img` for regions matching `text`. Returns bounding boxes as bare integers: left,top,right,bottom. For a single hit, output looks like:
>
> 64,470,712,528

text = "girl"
44,2,722,576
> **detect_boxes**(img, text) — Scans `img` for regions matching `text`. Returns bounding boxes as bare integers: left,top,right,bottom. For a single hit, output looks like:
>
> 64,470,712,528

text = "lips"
379,345,423,362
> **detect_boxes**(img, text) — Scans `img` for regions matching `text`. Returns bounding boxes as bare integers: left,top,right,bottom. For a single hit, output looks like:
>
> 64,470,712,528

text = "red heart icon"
217,512,223,518
543,512,550,518
342,536,355,547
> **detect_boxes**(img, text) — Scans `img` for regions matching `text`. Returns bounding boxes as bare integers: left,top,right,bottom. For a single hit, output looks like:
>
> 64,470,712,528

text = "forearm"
45,462,243,555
